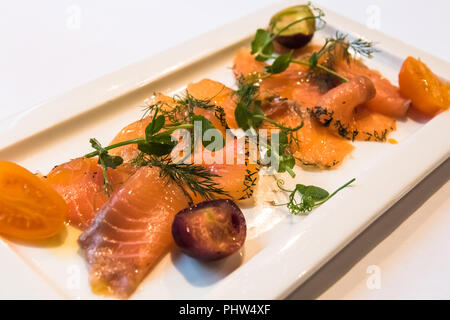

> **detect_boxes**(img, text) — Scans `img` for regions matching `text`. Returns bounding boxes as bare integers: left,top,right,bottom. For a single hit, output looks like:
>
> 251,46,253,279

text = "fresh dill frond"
134,154,230,201
177,92,228,129
348,37,377,59
130,151,147,167
319,32,377,64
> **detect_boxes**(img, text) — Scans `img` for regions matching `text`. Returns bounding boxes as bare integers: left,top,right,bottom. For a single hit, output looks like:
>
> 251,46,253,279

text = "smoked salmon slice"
76,82,258,297
187,79,236,131
109,94,175,162
187,79,259,199
353,106,396,142
261,97,354,168
336,58,411,118
109,118,152,163
233,49,355,168
233,48,399,146
110,84,259,201
310,76,396,142
46,158,135,230
310,76,376,139
78,166,190,298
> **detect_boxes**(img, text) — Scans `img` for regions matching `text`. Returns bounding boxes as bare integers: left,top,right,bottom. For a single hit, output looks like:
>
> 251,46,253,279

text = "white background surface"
1,0,449,299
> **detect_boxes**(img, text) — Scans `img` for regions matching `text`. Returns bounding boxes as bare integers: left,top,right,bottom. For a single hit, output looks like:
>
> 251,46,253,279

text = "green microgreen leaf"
145,114,165,139
308,52,318,68
234,104,250,131
277,178,356,215
278,154,296,174
89,138,123,170
250,100,264,128
89,138,124,194
101,154,123,170
265,51,293,74
191,114,225,151
138,140,176,157
251,29,274,61
303,185,329,200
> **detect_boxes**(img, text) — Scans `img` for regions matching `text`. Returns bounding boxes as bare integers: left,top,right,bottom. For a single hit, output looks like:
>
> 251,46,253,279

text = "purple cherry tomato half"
172,199,246,261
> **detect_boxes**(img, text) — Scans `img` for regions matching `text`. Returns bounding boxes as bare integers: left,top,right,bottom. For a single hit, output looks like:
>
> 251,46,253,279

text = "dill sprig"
135,154,230,201
348,37,377,59
318,32,377,64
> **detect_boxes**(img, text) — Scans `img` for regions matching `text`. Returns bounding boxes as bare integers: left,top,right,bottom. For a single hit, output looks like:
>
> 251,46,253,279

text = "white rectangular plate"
0,0,449,299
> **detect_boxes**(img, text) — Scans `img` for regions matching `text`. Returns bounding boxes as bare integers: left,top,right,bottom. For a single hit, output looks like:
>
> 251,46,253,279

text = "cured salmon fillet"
109,94,176,162
234,49,355,168
336,58,410,118
353,106,396,142
50,80,258,233
262,97,354,168
78,166,190,298
187,79,259,199
109,118,152,163
46,158,135,229
233,48,398,147
111,83,259,201
187,78,236,131
196,133,259,201
310,76,396,142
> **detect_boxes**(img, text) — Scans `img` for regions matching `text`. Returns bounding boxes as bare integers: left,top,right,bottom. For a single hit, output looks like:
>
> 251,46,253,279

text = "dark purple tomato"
275,33,314,50
171,199,246,261
269,5,316,49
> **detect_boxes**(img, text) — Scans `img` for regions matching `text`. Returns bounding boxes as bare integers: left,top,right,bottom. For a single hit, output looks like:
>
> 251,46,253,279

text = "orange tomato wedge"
399,56,449,116
0,161,68,241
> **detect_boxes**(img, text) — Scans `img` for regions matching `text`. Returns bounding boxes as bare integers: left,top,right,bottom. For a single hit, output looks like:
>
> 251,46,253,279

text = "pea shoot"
276,178,356,215
89,138,123,194
234,79,303,178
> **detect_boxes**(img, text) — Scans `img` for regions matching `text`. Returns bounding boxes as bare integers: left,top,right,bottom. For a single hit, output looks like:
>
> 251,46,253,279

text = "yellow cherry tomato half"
399,56,449,116
0,161,68,241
